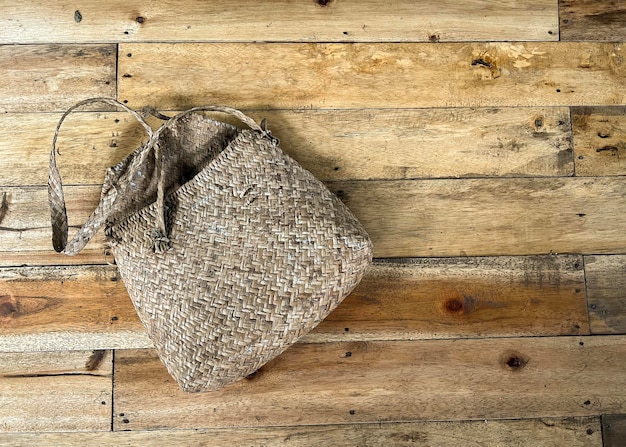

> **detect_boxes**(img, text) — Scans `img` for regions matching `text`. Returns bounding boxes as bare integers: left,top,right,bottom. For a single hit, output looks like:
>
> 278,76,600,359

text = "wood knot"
445,298,463,313
501,351,529,372
0,300,16,318
442,294,476,316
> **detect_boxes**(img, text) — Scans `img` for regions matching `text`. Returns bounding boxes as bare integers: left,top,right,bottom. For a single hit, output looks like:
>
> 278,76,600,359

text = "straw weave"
49,99,372,392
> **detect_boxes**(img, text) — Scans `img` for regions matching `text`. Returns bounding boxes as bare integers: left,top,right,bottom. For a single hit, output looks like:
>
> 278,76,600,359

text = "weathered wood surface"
0,186,104,267
0,266,147,351
0,256,588,351
585,255,626,335
0,350,112,432
118,43,626,110
3,177,626,264
572,106,626,176
560,0,626,42
0,107,573,187
313,256,588,341
0,44,116,113
331,177,626,257
0,0,559,44
0,418,602,446
114,336,626,430
603,414,626,447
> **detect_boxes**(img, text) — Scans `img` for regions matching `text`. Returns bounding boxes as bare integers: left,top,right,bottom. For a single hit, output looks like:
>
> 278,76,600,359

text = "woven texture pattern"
49,99,372,392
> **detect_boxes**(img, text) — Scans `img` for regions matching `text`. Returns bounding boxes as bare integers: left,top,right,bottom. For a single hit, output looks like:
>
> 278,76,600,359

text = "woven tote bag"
48,98,373,392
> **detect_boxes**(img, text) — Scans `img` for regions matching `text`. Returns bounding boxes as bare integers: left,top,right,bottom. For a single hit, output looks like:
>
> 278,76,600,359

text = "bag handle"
49,99,270,255
49,98,154,255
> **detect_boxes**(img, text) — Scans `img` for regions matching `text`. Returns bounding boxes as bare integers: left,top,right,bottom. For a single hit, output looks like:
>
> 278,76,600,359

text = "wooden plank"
584,255,626,335
113,336,626,429
0,265,149,352
330,177,626,257
0,0,558,44
0,107,573,188
603,414,626,447
3,177,626,264
312,256,588,341
118,43,626,110
0,418,602,446
560,1,626,42
0,186,105,266
0,112,152,187
0,350,112,432
572,107,626,176
0,44,116,113
0,256,588,351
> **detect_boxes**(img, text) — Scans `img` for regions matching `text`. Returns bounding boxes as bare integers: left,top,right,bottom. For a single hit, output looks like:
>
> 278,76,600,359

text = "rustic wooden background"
0,1,625,445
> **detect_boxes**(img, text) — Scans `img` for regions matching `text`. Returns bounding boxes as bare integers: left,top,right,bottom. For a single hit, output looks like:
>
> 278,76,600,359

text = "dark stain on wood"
85,350,107,371
596,145,619,153
0,298,16,318
0,295,57,323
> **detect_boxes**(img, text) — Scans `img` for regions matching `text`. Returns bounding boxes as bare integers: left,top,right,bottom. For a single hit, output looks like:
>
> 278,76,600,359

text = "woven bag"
48,98,373,392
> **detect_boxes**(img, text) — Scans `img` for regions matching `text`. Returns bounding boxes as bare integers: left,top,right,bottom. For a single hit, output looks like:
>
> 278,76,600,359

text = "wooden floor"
1,1,626,445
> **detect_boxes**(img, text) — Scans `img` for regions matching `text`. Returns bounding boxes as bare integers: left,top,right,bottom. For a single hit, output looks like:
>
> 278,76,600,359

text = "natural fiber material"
49,98,372,392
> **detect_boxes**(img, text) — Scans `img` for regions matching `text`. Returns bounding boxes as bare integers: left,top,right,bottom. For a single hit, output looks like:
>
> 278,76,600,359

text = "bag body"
49,98,372,392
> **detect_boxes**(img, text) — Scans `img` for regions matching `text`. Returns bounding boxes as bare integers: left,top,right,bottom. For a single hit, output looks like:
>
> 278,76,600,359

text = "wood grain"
0,350,112,432
3,177,626,264
118,42,626,110
0,418,602,446
0,107,573,187
313,256,588,341
0,186,104,266
0,256,588,351
585,255,626,335
114,336,626,429
0,112,153,187
331,177,626,257
0,266,148,351
572,107,626,176
603,414,626,447
0,0,558,44
0,45,116,113
560,0,626,42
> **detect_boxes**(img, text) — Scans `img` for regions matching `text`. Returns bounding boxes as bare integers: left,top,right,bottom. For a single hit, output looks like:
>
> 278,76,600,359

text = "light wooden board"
331,177,626,257
0,265,148,351
0,256,588,351
0,107,573,187
0,0,558,44
584,255,626,335
0,186,104,266
118,42,626,110
572,106,626,176
560,0,626,42
603,414,626,447
113,336,626,429
0,350,112,432
0,418,602,447
0,44,116,113
3,177,626,264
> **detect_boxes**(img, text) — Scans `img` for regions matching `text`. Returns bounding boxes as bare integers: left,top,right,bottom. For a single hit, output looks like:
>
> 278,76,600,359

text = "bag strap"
147,106,269,252
49,99,270,255
49,97,154,255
